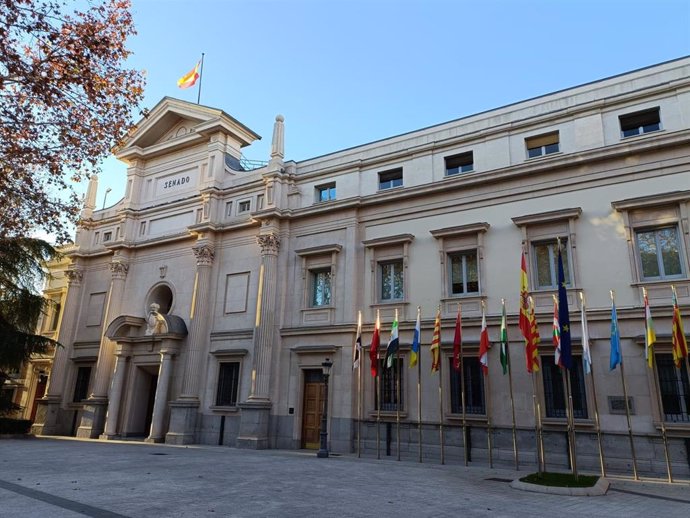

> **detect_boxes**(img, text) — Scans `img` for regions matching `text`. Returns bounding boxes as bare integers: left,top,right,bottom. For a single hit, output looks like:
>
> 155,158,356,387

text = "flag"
671,288,688,368
410,307,421,368
177,60,201,89
479,304,490,375
519,251,531,342
369,310,381,377
643,288,656,369
452,306,462,371
552,296,561,367
430,308,441,372
353,311,362,370
557,246,572,369
610,296,622,371
581,295,592,375
385,312,399,369
527,297,541,373
500,299,508,375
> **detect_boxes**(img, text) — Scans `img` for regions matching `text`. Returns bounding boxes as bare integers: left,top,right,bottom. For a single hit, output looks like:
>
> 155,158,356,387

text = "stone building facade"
27,57,690,477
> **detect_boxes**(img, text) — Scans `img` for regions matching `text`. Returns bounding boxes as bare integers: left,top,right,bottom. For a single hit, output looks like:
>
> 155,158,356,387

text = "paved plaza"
1,437,689,517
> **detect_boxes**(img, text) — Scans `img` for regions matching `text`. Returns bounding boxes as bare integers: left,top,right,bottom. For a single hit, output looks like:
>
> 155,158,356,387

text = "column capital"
109,260,129,279
66,267,84,286
193,243,215,266
257,233,280,256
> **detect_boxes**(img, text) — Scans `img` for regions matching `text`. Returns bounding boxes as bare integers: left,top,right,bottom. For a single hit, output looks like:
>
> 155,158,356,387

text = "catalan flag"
370,310,381,377
671,287,688,368
177,60,201,89
452,306,462,372
643,288,656,369
430,308,441,372
520,251,540,373
479,303,490,375
527,297,541,373
410,306,421,368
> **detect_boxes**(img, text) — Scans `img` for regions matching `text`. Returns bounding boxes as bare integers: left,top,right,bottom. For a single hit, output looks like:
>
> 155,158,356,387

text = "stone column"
147,348,175,443
32,266,84,436
77,258,128,438
237,232,280,449
100,350,129,439
165,239,214,445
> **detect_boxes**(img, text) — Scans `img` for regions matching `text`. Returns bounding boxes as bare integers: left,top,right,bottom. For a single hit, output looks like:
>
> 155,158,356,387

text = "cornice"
611,190,690,211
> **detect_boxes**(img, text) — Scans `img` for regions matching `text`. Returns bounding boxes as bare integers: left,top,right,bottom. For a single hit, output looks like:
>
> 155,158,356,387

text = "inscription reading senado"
163,176,190,189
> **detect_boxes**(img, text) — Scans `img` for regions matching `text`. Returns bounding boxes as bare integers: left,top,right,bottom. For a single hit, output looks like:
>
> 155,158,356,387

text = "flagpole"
563,367,578,477
531,372,545,473
459,304,468,467
376,369,381,460
481,300,493,469
644,288,673,483
612,290,639,480
580,292,606,477
196,53,205,105
395,309,401,462
357,311,362,458
503,298,519,471
439,333,445,466
416,306,422,463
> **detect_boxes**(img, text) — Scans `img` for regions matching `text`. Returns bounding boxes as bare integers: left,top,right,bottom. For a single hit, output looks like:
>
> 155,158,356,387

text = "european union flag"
557,246,572,369
610,299,622,370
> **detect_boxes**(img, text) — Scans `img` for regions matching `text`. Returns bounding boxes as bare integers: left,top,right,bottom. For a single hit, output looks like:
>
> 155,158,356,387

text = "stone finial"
81,174,98,219
270,114,284,161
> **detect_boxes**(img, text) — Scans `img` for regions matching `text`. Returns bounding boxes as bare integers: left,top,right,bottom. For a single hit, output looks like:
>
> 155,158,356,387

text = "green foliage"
0,237,59,415
0,418,32,434
520,472,599,488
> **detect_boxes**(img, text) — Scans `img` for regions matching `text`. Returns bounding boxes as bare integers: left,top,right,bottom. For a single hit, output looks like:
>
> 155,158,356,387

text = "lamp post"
102,187,112,209
317,358,333,458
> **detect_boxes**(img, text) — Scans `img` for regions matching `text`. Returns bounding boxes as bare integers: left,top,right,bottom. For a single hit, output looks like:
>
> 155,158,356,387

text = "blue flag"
557,246,572,369
610,299,622,370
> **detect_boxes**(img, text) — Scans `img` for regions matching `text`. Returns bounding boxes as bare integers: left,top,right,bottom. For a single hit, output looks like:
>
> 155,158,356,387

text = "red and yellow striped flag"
177,61,201,89
672,287,688,368
520,250,540,373
430,308,441,372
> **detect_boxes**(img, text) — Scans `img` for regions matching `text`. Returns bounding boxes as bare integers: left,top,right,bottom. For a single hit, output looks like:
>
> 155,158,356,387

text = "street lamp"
102,187,112,209
317,358,333,458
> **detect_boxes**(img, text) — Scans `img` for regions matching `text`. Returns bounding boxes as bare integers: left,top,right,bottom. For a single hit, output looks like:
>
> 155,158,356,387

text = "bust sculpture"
145,303,167,335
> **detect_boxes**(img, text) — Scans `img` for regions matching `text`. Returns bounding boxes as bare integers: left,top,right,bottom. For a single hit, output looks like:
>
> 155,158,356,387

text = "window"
448,251,479,295
533,239,571,289
256,194,265,210
656,353,689,423
316,183,336,203
103,231,112,242
636,226,684,280
542,356,588,419
225,201,233,217
378,168,403,190
445,152,474,176
215,362,240,407
379,260,403,301
94,231,100,244
620,107,661,138
73,366,92,403
310,268,332,307
49,301,61,331
375,358,404,411
525,132,560,159
238,200,251,213
449,357,486,414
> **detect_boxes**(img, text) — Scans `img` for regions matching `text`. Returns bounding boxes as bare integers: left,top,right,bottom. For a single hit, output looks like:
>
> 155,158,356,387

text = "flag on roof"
410,306,421,368
430,308,441,373
557,245,572,369
385,312,400,369
499,299,509,375
479,303,490,375
671,287,688,368
452,306,462,372
369,310,381,377
177,60,201,89
643,288,656,369
353,311,362,371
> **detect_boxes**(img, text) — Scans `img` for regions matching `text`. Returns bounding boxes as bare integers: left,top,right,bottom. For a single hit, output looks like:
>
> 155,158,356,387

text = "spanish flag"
177,61,201,89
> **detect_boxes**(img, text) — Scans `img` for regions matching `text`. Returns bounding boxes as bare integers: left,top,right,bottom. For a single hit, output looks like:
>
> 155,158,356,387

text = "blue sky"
96,0,690,206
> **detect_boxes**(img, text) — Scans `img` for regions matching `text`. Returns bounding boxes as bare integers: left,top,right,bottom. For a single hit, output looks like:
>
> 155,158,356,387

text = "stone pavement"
1,437,689,518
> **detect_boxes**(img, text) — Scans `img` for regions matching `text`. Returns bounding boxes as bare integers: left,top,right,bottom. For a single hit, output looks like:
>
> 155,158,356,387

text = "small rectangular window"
526,132,560,159
316,183,336,203
103,231,112,242
375,358,404,411
542,355,588,418
636,226,684,280
73,366,92,403
449,357,485,414
378,168,403,190
215,362,240,406
445,152,474,176
379,260,403,301
310,268,332,306
238,200,251,214
448,251,479,295
620,108,661,138
533,239,570,289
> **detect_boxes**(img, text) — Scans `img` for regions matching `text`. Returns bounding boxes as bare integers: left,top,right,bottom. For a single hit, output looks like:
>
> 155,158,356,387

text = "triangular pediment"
116,97,261,161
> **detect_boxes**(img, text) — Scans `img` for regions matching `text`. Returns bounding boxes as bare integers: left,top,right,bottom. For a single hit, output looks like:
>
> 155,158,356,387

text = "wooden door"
301,370,324,449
